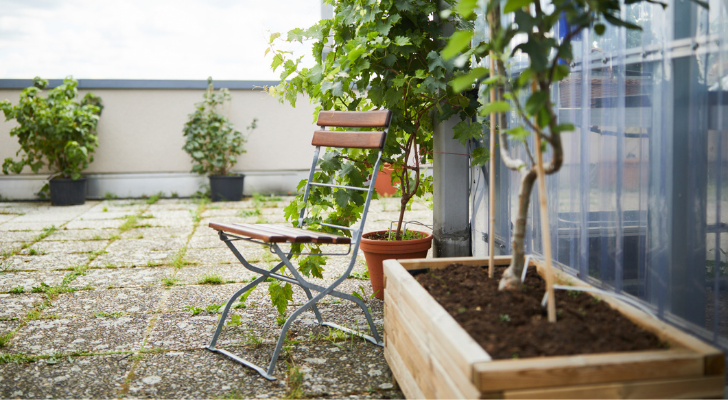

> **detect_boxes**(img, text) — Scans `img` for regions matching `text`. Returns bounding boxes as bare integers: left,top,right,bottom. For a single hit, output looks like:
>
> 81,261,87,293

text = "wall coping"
0,79,280,90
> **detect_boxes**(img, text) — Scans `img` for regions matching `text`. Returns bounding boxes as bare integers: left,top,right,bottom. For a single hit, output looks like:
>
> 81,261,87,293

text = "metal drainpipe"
432,0,471,257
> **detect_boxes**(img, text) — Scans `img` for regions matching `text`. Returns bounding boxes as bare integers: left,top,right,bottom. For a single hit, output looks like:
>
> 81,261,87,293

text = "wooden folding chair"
205,110,392,380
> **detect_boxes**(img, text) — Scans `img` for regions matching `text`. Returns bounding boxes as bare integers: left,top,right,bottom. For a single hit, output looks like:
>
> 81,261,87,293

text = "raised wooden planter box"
382,256,726,399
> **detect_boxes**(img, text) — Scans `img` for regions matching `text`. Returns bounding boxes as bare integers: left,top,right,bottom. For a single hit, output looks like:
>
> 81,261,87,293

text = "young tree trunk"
499,167,538,289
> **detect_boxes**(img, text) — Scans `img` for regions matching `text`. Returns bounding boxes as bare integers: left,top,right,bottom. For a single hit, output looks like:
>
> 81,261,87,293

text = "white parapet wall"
0,79,317,199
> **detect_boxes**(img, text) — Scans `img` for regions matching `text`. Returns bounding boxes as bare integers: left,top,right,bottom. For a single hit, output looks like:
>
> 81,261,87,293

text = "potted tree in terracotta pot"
267,0,483,299
1,76,103,206
183,77,257,202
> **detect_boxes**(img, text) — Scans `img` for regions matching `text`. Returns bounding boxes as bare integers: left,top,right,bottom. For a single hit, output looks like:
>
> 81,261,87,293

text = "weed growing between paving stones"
161,275,179,286
226,314,242,327
145,192,163,205
119,215,139,233
170,247,194,269
287,364,305,399
348,270,369,280
9,285,24,294
244,323,263,347
87,250,107,261
0,330,14,347
237,209,261,217
198,273,223,284
94,311,125,318
185,305,204,315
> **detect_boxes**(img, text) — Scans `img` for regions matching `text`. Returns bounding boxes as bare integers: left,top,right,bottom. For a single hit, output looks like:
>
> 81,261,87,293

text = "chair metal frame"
205,110,391,380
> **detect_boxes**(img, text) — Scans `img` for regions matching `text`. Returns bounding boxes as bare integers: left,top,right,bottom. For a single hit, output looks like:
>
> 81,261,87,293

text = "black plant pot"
209,174,245,202
49,178,87,206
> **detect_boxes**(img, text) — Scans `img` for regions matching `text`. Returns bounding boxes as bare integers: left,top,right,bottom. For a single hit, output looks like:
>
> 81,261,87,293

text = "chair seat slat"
209,222,288,243
311,130,385,149
210,222,351,244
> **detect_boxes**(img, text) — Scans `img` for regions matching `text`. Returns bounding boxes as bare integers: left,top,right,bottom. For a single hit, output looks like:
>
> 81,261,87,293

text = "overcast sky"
0,0,320,80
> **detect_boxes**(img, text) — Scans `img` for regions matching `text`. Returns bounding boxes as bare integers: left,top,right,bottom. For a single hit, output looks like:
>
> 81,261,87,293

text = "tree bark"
498,168,538,289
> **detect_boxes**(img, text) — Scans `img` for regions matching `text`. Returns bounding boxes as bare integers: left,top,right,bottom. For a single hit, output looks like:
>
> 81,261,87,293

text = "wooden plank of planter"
384,289,437,398
383,338,426,399
386,275,481,399
384,259,491,380
473,349,705,392
532,259,726,376
500,375,726,399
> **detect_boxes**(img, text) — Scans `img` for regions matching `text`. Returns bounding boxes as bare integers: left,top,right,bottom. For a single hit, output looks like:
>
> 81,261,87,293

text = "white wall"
0,85,318,198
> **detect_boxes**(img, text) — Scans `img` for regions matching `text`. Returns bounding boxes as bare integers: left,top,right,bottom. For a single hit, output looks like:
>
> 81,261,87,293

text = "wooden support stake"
531,83,556,323
488,54,496,279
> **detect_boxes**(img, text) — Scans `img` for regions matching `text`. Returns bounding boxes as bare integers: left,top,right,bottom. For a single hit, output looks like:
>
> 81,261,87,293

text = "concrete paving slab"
89,250,175,268
174,264,258,285
186,234,226,249
145,312,220,350
0,320,21,338
0,271,67,292
163,284,244,312
0,354,132,399
45,228,119,241
0,231,38,243
26,239,109,255
287,341,400,398
9,314,151,355
0,221,56,232
124,349,288,399
0,214,21,224
5,253,90,271
0,293,44,319
70,266,175,289
44,287,166,318
119,226,193,240
65,219,125,230
184,247,247,265
106,238,187,253
78,211,136,220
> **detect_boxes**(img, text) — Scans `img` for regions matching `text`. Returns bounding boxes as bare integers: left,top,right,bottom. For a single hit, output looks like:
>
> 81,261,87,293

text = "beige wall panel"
0,88,317,175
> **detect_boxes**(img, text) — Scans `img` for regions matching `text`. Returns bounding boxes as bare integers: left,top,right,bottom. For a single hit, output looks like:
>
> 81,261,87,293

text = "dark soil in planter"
416,264,667,360
364,231,427,240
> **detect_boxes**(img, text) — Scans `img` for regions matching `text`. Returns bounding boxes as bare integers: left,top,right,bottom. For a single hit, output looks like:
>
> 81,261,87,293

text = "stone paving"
0,195,433,399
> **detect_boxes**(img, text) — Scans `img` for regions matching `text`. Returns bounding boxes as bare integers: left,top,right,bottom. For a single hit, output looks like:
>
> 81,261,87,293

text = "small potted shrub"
1,76,103,206
183,77,257,202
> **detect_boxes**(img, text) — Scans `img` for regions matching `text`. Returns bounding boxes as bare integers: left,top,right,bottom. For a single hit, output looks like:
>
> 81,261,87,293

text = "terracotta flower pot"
359,230,433,299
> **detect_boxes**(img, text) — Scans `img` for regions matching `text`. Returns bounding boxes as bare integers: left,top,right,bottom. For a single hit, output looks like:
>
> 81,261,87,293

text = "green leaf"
594,23,606,36
449,67,488,93
504,0,534,14
506,126,530,141
471,146,490,166
455,0,479,18
552,65,570,82
268,281,293,315
479,101,511,116
453,121,483,146
442,31,473,60
393,36,411,46
552,123,576,134
525,91,549,116
271,54,284,70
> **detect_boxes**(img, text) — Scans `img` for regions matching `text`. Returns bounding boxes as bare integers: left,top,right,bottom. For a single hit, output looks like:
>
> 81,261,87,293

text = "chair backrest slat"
317,110,391,128
311,130,386,149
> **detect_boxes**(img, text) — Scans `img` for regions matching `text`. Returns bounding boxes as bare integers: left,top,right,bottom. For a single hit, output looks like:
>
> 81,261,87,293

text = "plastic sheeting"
471,0,728,353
